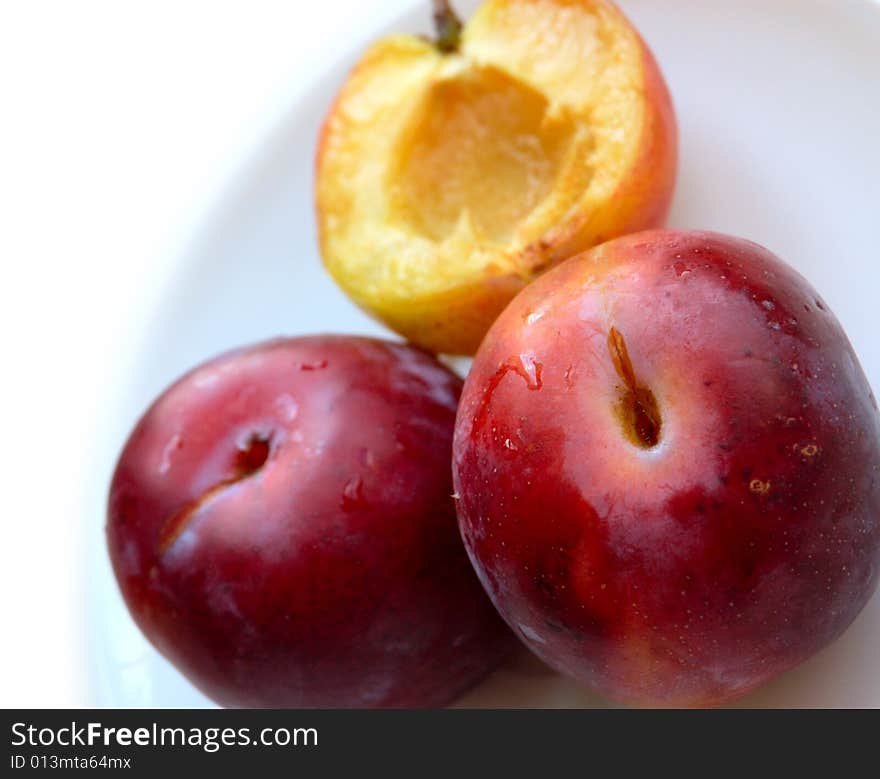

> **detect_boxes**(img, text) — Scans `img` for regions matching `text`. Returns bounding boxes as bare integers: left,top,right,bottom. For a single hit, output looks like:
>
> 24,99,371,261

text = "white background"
0,0,413,707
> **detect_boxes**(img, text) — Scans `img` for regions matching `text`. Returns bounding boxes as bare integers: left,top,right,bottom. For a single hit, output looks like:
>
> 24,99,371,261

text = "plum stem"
432,0,463,53
608,327,662,449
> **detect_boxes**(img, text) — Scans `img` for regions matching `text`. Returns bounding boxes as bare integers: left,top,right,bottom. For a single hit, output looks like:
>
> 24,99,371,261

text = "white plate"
88,0,880,707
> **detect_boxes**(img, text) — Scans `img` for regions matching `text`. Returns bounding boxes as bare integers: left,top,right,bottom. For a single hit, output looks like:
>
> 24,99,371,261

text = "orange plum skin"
530,30,678,271
453,230,880,707
108,335,512,708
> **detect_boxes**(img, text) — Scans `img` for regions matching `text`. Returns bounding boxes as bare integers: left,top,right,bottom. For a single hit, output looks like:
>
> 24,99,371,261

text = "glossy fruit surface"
108,335,512,707
453,230,880,706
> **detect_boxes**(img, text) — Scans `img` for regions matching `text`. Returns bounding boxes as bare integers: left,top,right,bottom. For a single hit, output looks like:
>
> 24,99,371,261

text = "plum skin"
453,230,880,707
107,335,512,708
